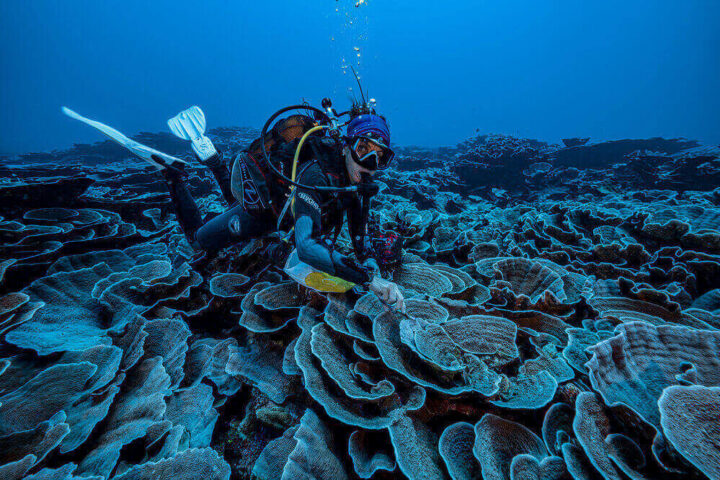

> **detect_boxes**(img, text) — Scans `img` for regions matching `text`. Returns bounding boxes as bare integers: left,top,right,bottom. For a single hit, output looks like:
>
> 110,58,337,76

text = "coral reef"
1,129,719,479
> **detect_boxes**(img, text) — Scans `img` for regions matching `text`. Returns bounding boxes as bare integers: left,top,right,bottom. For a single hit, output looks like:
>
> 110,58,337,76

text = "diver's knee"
193,222,219,251
193,211,246,252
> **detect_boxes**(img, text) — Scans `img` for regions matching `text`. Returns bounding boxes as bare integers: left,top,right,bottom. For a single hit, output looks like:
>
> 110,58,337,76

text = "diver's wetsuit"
162,156,274,251
290,138,374,285
165,136,374,286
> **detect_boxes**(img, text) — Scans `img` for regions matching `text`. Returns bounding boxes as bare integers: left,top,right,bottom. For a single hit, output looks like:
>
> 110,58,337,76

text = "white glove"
369,276,406,314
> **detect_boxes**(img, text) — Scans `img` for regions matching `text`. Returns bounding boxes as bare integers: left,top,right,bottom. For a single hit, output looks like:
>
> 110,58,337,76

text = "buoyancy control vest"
231,114,332,217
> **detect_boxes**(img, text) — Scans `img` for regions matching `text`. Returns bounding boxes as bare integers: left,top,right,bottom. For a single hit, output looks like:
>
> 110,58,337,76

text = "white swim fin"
167,106,218,161
62,106,187,169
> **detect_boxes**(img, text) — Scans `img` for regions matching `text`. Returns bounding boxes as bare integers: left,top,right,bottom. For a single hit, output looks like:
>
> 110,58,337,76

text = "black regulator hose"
359,172,377,233
259,104,368,194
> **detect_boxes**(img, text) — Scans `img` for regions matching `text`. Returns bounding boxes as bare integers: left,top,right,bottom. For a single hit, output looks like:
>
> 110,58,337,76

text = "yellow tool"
283,249,356,293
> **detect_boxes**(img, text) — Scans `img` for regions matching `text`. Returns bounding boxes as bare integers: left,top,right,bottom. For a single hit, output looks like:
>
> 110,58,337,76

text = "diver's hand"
369,276,406,314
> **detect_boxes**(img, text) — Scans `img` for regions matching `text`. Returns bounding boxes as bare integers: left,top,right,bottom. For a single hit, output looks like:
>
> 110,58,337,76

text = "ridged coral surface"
1,130,719,479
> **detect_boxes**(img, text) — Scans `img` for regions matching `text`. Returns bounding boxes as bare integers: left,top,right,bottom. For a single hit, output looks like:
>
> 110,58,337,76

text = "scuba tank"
231,114,323,216
232,96,383,219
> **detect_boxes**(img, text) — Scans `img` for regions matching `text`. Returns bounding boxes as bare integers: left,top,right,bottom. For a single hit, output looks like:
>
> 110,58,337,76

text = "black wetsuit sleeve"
292,164,371,285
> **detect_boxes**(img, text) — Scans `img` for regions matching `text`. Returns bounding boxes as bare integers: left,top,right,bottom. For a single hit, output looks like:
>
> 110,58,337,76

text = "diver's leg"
161,167,204,242
194,205,275,252
203,152,235,205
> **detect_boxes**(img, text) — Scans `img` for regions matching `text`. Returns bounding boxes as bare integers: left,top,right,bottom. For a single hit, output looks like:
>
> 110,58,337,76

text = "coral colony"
1,128,719,479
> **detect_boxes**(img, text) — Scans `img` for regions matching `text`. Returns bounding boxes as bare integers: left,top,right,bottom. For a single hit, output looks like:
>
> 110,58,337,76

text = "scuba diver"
62,94,406,313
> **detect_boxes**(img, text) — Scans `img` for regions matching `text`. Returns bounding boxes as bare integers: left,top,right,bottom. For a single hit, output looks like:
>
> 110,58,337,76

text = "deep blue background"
1,0,719,154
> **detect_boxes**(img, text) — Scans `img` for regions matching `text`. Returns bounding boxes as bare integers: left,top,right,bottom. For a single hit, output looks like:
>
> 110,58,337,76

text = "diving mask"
350,136,395,170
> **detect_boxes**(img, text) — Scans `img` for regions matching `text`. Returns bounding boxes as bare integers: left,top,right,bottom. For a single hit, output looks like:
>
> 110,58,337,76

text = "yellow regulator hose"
290,124,327,213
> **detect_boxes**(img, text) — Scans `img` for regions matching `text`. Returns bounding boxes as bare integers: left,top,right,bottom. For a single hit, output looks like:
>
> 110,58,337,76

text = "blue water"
2,4,720,479
1,0,719,154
